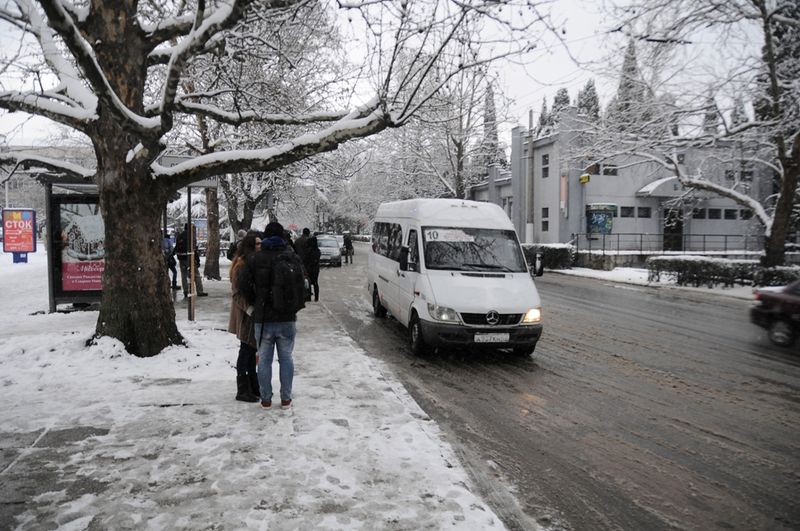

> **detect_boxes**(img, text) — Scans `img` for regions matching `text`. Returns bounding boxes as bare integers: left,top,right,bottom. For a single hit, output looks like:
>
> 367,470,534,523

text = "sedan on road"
318,236,342,267
751,279,800,347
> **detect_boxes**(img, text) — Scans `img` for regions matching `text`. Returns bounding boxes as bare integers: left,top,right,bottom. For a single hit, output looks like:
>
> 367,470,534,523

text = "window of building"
541,154,550,178
542,207,549,218
585,162,599,175
708,208,722,220
724,169,735,180
541,220,549,232
677,153,685,164
724,209,738,220
542,166,549,178
692,208,706,219
542,154,549,166
740,209,753,220
740,170,753,181
620,206,635,218
602,165,618,176
637,207,651,218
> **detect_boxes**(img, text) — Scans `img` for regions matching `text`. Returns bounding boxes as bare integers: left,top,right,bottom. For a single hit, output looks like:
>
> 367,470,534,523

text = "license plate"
474,332,509,343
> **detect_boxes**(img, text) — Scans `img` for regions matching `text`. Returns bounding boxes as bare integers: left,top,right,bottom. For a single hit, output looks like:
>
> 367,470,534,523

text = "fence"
572,233,765,254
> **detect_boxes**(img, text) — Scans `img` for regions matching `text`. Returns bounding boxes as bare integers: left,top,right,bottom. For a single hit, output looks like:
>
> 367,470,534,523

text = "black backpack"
269,251,306,314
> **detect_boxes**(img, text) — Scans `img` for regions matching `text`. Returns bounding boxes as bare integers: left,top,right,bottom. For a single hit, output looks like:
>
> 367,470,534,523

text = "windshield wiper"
461,262,513,272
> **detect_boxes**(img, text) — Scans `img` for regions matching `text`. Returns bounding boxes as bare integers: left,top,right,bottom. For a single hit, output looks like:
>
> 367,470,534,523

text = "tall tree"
551,87,571,119
0,0,543,356
535,97,550,137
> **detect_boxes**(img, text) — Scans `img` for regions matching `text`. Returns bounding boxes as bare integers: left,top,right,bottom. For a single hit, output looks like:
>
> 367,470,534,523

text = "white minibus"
367,198,543,356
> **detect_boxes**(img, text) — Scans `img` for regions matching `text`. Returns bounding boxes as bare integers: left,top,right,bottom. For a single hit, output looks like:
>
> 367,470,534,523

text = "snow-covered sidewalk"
0,252,505,530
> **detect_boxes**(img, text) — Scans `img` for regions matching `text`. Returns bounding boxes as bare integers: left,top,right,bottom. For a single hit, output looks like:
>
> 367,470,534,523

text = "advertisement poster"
2,209,36,253
586,205,615,235
60,203,105,291
194,218,208,242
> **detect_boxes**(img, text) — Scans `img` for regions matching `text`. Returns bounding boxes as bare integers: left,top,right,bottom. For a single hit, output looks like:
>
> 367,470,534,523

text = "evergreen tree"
576,79,600,122
481,83,501,169
551,88,571,119
608,39,650,129
535,97,550,137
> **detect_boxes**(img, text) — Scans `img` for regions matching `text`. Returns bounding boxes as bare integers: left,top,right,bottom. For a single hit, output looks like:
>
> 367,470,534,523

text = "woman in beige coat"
228,231,260,402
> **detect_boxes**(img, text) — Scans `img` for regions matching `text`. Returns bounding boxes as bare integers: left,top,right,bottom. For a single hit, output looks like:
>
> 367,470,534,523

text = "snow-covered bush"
752,266,800,286
646,256,758,287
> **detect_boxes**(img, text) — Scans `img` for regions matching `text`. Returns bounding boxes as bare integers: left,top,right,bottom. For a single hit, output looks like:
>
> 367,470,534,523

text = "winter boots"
235,375,259,403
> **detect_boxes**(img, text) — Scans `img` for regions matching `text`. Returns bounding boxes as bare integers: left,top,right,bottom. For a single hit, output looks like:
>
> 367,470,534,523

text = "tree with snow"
0,0,548,356
576,79,600,122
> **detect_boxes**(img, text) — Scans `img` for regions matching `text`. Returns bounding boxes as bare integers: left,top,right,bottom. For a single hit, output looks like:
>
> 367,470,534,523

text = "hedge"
521,243,575,270
646,255,800,287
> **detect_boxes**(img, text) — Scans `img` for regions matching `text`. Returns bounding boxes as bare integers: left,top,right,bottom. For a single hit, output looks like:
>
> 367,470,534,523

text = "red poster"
2,209,36,253
60,204,105,291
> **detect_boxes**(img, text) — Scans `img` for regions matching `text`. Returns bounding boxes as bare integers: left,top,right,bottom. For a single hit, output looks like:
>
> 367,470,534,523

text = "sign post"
2,208,37,263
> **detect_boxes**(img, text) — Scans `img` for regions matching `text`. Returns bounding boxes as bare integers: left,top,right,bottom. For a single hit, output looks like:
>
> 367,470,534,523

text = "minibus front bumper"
420,320,542,348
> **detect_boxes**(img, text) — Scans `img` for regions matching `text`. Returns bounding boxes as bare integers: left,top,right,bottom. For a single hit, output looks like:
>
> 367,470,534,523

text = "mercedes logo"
485,310,500,325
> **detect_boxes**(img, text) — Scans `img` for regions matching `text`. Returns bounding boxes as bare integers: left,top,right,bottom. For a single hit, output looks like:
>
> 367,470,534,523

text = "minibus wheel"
372,287,387,318
409,313,430,356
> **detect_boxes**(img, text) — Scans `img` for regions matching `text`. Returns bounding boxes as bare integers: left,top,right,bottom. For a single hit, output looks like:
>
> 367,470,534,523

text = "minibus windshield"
422,227,527,272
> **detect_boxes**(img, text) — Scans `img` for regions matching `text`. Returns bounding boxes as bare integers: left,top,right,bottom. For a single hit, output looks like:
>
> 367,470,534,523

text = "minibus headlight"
427,304,460,322
522,308,542,324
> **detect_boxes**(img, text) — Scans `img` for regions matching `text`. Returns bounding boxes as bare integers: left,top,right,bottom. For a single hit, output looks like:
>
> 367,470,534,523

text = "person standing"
343,232,354,264
175,223,208,298
162,232,179,290
303,236,321,301
239,221,306,409
228,231,261,402
227,228,247,261
294,227,311,260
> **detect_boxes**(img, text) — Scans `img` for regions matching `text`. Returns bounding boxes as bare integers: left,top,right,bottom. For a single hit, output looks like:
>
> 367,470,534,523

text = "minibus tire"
373,287,387,318
409,313,430,356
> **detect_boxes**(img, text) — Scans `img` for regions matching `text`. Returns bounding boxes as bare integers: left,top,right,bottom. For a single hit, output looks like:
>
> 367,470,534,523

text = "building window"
677,153,685,164
724,209,738,220
725,169,735,180
602,165,618,176
740,170,753,181
620,206,634,218
708,208,722,220
740,209,753,220
692,208,706,219
542,207,549,218
542,166,549,178
542,154,549,166
637,207,651,218
541,220,549,232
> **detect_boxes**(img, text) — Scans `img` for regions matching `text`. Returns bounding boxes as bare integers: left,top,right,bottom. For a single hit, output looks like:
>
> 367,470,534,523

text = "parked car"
334,234,345,255
317,236,342,267
750,280,800,348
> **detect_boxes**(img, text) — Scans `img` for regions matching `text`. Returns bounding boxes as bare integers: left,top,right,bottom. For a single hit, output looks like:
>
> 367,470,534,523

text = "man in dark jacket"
174,223,208,297
293,227,311,260
238,221,305,409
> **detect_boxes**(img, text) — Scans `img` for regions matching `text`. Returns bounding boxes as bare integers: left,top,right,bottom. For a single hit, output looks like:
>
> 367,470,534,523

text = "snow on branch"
36,0,160,135
152,102,391,186
0,91,96,130
141,15,196,49
172,100,349,125
0,152,95,181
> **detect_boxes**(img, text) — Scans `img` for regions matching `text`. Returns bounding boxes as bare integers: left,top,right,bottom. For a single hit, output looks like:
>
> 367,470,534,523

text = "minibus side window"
388,223,403,261
379,223,389,256
371,222,384,253
407,230,419,271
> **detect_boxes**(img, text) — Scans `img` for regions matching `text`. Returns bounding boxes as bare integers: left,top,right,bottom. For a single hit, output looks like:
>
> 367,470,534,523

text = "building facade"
469,114,770,252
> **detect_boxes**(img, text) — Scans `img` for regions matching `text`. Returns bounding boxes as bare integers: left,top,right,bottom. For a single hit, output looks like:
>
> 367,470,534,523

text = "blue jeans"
255,322,296,402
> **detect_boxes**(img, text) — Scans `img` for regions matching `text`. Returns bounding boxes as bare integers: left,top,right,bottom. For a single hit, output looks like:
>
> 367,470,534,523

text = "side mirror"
399,246,409,271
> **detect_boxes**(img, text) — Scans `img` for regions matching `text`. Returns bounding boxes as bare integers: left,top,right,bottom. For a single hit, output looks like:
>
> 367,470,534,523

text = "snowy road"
322,245,800,530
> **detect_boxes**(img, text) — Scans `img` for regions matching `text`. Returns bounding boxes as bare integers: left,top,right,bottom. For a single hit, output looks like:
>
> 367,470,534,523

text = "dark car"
750,280,800,348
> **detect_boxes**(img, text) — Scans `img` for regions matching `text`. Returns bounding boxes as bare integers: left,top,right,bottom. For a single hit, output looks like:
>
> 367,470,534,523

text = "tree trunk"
94,164,182,357
763,151,800,267
204,187,221,280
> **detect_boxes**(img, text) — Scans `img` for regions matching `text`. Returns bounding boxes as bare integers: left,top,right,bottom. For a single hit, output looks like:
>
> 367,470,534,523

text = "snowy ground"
0,251,507,530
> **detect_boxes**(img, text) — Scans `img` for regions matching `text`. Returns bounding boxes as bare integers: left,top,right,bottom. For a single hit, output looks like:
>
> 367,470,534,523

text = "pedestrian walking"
303,236,321,301
228,231,261,402
175,223,208,298
294,227,311,260
239,221,307,409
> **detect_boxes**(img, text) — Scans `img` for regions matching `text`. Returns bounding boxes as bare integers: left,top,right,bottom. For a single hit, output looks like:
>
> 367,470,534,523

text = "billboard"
56,199,105,292
2,208,37,253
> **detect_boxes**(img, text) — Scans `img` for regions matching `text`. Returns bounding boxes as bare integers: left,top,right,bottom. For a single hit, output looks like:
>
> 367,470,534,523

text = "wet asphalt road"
317,243,800,531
